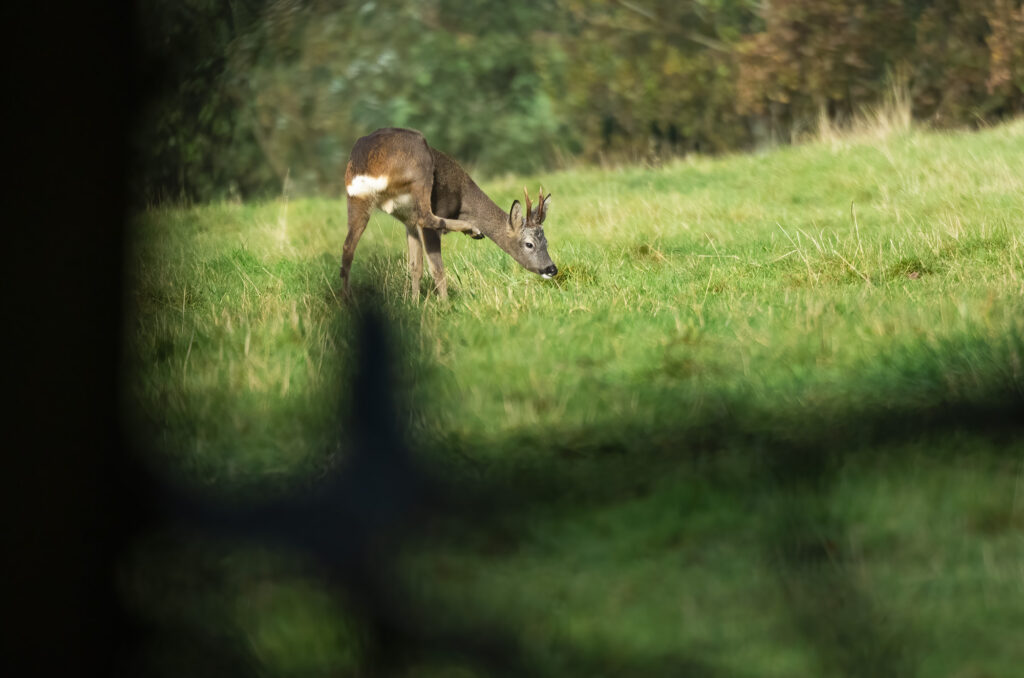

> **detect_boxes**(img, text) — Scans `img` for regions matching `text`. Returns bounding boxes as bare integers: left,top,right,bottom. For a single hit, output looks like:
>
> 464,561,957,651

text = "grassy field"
126,119,1024,677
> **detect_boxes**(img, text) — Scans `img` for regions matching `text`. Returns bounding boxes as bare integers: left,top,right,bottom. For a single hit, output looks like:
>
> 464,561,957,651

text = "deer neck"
458,180,517,250
430,147,518,251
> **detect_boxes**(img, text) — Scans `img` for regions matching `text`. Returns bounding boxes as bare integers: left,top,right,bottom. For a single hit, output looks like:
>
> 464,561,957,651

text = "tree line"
132,0,1024,202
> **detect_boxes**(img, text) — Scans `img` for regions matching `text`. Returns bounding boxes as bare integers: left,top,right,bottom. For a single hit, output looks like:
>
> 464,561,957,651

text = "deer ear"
508,200,524,233
537,194,552,224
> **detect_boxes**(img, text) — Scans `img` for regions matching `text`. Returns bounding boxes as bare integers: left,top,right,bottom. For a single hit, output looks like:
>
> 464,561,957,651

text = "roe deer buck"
341,127,558,300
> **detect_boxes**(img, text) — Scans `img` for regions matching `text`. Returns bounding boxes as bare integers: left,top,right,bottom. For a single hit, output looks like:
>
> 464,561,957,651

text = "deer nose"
542,264,558,278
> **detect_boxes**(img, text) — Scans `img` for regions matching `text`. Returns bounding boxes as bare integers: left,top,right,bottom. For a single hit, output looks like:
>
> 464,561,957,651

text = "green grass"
127,120,1024,677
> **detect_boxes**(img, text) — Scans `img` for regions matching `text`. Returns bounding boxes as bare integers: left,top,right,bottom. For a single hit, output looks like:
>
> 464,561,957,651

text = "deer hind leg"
405,225,425,299
421,227,447,300
409,186,481,238
340,197,372,297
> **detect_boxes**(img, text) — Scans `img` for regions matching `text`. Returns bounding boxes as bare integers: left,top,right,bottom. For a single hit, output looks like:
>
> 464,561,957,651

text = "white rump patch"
346,174,388,197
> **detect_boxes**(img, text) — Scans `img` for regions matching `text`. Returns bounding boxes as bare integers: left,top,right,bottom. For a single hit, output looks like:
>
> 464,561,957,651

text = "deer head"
503,186,557,278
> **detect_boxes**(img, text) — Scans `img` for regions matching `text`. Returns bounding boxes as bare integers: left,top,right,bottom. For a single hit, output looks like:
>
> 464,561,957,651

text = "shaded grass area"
125,120,1024,676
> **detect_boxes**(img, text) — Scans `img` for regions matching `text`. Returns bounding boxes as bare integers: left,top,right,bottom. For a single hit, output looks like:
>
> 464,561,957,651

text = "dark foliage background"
132,0,1024,203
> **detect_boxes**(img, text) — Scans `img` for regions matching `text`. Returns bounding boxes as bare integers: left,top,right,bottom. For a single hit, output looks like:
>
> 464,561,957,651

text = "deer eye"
525,241,534,249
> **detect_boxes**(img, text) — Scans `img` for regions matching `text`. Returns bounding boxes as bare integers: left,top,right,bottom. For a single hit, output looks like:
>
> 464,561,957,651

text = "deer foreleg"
405,225,424,299
421,228,447,300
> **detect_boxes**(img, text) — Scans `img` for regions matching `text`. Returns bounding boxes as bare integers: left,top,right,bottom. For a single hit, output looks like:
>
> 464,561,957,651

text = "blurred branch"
567,0,733,54
615,0,656,21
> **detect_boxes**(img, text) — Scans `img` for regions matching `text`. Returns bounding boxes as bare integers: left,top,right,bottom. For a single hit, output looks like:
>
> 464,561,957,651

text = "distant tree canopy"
132,0,1024,202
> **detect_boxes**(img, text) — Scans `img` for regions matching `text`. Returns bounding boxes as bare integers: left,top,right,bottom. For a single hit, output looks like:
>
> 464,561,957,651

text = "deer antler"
537,186,546,221
523,186,533,221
